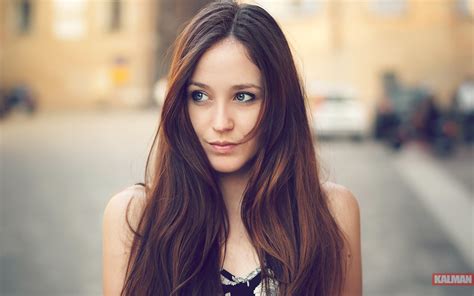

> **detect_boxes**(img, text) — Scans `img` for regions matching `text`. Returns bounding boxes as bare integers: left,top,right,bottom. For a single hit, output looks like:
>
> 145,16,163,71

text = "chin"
208,156,248,174
209,154,258,175
210,162,244,174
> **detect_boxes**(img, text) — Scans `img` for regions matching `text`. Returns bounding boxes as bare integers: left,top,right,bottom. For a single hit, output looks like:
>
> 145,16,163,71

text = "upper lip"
209,141,238,146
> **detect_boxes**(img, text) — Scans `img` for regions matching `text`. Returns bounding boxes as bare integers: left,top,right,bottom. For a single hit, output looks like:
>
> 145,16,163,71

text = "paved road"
319,139,473,296
1,109,472,296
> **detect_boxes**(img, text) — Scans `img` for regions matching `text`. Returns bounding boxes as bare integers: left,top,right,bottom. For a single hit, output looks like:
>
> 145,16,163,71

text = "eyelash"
189,90,256,104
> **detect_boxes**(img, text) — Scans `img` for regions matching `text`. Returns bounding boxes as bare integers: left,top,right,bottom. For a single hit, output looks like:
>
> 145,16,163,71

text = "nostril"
212,118,234,131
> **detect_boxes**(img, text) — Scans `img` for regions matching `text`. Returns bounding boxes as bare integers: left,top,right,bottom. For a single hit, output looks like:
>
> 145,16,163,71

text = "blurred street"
0,109,472,296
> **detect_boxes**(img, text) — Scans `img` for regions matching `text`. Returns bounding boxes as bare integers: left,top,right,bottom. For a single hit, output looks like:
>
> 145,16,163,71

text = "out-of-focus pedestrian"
454,76,474,143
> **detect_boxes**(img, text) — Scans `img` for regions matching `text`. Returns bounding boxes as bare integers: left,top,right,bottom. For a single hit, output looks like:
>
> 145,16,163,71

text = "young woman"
103,1,362,295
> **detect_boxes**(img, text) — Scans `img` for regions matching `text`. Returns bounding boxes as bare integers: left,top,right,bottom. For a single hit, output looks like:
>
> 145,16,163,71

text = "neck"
218,167,261,271
218,169,249,223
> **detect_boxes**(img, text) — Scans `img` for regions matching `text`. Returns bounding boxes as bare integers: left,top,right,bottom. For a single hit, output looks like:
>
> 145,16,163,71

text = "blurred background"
0,0,472,295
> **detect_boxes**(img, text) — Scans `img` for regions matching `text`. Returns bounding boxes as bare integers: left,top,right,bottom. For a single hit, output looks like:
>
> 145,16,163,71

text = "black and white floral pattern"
221,267,279,296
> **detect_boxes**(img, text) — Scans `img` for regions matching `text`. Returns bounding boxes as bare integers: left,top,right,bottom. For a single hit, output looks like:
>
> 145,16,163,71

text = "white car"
310,96,370,140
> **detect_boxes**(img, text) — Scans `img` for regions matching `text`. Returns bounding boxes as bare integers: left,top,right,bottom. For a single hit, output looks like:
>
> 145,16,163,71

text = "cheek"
236,107,260,132
188,106,205,134
247,138,260,155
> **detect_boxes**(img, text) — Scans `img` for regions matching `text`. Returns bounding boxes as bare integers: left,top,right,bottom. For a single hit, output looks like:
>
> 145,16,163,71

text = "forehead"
190,38,262,86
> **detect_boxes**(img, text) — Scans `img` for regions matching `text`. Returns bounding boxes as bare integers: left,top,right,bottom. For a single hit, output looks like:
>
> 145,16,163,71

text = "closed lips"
209,141,238,146
208,141,240,153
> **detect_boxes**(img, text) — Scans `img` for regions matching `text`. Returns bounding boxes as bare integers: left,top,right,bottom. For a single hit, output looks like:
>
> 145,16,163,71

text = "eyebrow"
188,81,262,91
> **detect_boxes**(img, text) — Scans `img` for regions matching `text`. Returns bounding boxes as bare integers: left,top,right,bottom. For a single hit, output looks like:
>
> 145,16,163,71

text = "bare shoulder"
322,181,363,295
103,184,147,239
102,184,147,295
322,181,360,220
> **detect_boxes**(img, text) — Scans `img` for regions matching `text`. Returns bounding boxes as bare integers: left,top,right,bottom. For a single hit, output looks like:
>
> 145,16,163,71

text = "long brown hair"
122,1,348,295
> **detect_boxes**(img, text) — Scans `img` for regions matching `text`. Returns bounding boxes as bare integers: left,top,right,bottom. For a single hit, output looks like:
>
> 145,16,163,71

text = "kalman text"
432,273,474,286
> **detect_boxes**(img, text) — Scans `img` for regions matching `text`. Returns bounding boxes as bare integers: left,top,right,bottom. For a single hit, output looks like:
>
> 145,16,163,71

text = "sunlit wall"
0,0,159,109
244,0,474,116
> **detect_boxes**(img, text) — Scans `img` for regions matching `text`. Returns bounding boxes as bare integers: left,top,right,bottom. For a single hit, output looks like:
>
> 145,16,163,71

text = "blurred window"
16,0,32,34
369,0,407,16
289,0,322,15
455,0,474,18
109,0,123,32
53,0,86,40
254,0,323,18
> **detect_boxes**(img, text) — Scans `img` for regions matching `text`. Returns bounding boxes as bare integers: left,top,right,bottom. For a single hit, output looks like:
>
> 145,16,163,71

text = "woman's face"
187,37,263,174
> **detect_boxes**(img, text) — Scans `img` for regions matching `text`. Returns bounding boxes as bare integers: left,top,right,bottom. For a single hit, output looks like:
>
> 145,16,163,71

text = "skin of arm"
325,182,363,296
102,186,145,296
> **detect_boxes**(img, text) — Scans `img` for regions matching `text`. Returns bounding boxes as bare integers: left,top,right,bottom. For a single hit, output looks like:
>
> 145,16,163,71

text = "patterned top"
221,267,279,296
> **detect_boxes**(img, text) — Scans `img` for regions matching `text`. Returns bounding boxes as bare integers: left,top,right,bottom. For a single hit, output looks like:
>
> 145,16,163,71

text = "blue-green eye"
190,91,209,102
235,92,255,103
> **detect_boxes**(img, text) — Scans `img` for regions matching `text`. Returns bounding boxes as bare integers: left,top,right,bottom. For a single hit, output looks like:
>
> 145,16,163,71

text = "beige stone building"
1,0,472,111
1,0,158,109
245,0,474,114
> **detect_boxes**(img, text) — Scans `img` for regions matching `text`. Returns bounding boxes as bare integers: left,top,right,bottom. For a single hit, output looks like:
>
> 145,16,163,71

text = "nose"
212,101,234,133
